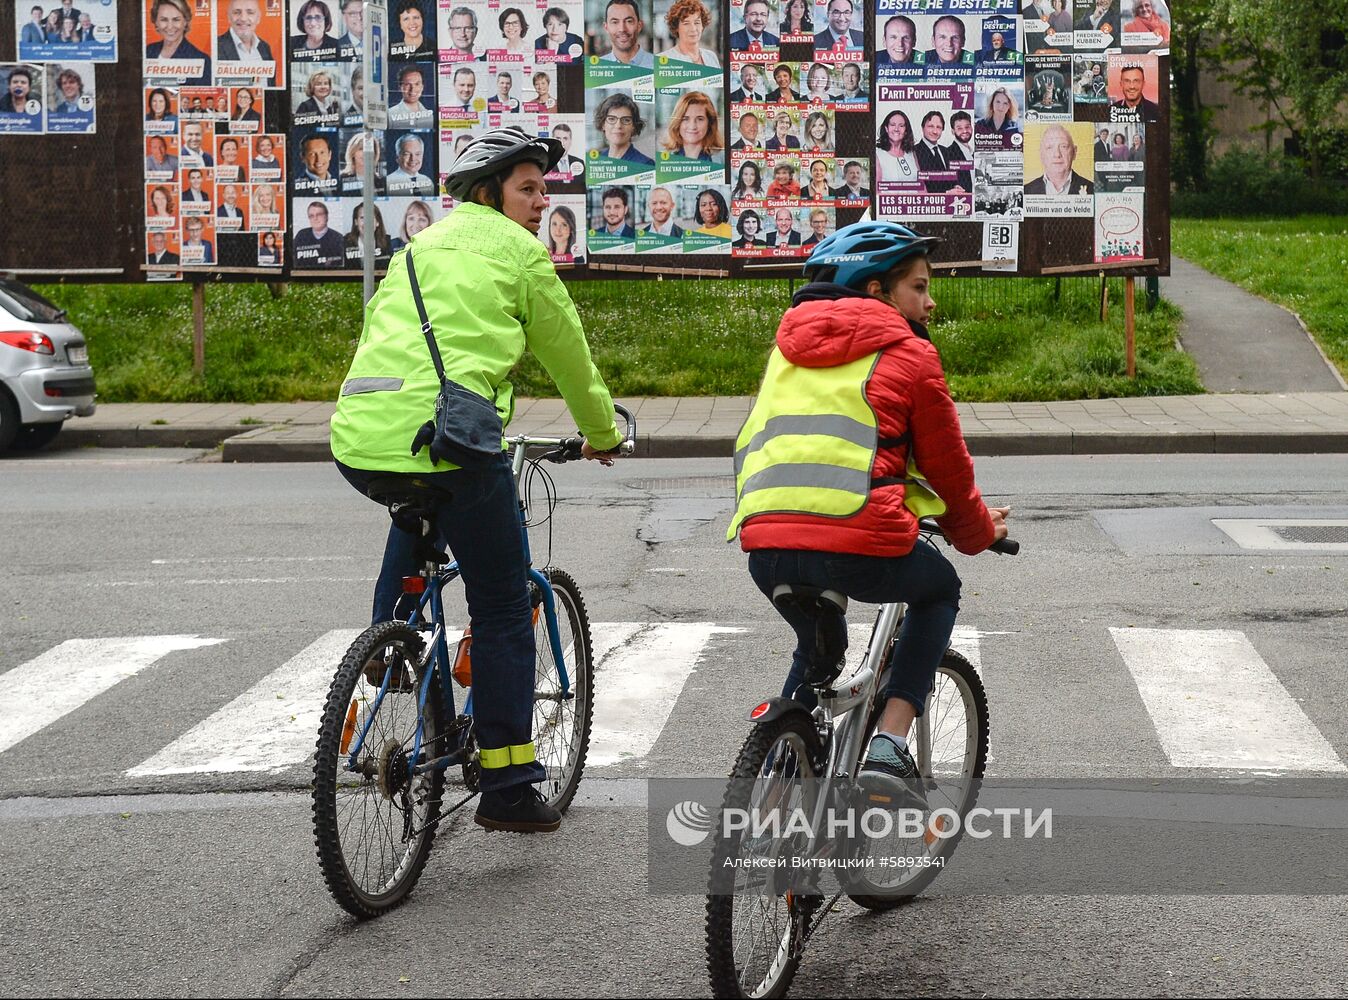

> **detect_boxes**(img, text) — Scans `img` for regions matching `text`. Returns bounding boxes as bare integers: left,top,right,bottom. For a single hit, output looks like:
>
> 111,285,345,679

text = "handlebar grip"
990,537,1019,555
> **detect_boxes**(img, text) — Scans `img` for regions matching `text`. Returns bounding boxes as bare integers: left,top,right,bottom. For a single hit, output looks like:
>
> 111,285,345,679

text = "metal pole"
362,128,374,303
1125,276,1136,378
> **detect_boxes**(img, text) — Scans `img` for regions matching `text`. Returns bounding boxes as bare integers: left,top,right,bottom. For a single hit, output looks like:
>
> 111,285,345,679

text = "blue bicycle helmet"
802,220,942,289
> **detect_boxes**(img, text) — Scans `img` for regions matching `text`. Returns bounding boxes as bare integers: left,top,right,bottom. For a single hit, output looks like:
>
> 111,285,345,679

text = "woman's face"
399,7,422,39
991,92,1010,118
740,164,758,188
503,12,523,38
221,142,239,163
155,3,187,44
886,114,906,145
150,92,168,115
549,211,570,247
406,204,431,235
698,193,717,225
679,103,709,146
257,136,273,157
257,185,275,209
789,0,805,21
811,160,826,181
350,144,364,171
238,89,253,110
774,68,791,91
353,207,365,233
775,114,790,138
742,214,759,236
535,74,551,97
602,103,634,147
677,12,703,47
152,189,169,212
809,116,827,141
264,233,276,249
546,14,567,41
809,67,828,93
303,4,326,42
312,73,332,98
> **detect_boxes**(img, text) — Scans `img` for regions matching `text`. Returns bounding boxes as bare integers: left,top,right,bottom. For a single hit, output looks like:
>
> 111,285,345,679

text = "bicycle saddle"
364,475,455,511
771,584,849,686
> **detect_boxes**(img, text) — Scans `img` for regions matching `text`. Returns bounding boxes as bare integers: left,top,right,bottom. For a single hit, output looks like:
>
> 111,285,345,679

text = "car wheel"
13,421,64,452
0,392,19,453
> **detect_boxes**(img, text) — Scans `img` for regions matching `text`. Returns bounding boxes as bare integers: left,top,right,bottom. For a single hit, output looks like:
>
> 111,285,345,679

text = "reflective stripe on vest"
727,348,882,540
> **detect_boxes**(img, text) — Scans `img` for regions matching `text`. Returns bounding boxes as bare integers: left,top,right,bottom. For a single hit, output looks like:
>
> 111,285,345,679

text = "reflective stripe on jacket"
330,202,621,472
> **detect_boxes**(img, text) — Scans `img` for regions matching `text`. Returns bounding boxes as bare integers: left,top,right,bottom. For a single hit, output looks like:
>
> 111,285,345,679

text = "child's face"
875,259,934,325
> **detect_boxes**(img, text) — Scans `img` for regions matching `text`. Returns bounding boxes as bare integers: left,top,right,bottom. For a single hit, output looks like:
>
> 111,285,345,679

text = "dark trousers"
747,541,961,716
336,457,546,792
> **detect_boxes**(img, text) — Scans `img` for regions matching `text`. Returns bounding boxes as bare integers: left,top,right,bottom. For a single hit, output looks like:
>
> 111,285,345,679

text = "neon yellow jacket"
331,202,622,472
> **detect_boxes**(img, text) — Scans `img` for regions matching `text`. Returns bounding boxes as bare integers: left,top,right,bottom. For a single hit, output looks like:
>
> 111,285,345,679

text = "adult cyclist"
330,126,624,833
727,220,1010,808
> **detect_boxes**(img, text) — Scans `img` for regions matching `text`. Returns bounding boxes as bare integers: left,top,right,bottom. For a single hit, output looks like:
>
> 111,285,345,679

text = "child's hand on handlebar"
988,506,1011,542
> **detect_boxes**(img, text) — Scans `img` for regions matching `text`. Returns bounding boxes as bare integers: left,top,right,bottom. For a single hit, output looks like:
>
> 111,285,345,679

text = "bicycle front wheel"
846,647,989,910
312,621,447,919
706,711,825,1000
531,567,594,812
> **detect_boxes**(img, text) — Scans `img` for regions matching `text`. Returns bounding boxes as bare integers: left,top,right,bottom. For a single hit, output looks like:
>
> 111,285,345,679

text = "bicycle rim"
531,567,593,812
707,715,823,1000
312,622,446,919
848,649,988,902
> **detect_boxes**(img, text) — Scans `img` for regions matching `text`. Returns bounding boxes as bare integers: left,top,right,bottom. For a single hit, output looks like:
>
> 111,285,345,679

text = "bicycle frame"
344,434,578,778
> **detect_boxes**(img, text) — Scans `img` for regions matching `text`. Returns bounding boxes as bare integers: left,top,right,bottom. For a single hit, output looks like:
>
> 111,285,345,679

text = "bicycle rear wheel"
530,567,594,812
312,621,447,919
846,647,989,910
706,712,825,1000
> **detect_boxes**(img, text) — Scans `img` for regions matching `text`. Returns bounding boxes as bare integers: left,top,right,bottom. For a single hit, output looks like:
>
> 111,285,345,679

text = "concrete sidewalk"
46,391,1348,461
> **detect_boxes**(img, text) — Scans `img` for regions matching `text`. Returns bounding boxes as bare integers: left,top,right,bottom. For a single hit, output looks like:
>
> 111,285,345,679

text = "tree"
1207,0,1348,179
1169,0,1218,191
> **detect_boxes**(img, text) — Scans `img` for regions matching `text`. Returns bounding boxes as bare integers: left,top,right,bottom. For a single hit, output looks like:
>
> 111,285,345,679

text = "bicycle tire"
846,647,989,911
312,621,446,919
706,712,825,1000
531,567,594,812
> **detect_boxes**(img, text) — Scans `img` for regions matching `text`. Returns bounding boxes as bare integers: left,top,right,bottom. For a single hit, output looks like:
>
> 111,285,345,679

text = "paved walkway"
26,255,1348,461
46,392,1348,460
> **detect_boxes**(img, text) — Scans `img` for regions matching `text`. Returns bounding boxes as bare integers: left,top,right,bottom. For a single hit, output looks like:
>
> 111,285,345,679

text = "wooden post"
1098,273,1109,322
1125,275,1136,378
192,281,205,376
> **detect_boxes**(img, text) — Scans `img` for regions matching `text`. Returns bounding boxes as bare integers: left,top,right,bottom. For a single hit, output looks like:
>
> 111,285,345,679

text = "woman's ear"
864,278,884,299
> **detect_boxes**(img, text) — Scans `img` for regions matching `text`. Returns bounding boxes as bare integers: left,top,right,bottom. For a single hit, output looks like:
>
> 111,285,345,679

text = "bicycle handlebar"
535,402,638,464
917,516,1019,555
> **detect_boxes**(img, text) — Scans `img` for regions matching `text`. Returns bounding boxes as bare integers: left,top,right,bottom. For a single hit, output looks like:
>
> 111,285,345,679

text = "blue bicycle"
312,404,636,919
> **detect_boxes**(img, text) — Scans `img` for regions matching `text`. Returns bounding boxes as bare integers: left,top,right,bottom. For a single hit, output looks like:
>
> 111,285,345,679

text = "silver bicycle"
705,520,1018,998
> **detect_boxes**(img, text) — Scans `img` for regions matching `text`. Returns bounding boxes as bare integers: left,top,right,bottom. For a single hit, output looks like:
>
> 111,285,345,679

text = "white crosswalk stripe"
1110,627,1347,772
127,629,362,777
0,636,226,756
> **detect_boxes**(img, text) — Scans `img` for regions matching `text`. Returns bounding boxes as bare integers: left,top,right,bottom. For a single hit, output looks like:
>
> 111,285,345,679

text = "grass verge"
36,272,1198,402
1172,215,1348,379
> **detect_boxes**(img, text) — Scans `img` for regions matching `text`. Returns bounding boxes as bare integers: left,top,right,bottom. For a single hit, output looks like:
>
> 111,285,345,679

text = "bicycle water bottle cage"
771,584,849,686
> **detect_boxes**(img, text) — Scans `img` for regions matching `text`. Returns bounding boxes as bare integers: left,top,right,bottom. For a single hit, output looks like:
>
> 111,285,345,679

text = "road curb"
57,426,241,450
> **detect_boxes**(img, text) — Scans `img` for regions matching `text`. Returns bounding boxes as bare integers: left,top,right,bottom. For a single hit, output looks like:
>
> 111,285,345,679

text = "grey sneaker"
856,734,928,811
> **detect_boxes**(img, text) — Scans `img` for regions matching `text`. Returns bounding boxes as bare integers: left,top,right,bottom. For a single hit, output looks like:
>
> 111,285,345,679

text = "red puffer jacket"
738,291,995,557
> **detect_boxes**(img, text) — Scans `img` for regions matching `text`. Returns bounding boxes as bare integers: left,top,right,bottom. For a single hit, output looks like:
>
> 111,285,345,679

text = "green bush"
1174,149,1348,217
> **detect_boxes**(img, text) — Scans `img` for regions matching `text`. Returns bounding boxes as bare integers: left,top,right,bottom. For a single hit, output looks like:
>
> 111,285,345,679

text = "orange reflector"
452,627,473,687
532,604,541,626
339,699,358,755
868,793,892,805
924,814,949,846
401,575,426,594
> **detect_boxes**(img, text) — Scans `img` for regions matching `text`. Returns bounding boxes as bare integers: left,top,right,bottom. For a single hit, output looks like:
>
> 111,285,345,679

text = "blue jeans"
336,457,546,793
747,542,961,716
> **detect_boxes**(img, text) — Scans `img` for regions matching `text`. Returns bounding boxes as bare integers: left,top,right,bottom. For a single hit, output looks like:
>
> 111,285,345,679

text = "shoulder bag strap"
405,249,446,384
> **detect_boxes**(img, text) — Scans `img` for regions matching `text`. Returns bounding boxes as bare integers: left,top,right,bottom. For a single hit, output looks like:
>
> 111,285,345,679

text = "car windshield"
0,280,65,323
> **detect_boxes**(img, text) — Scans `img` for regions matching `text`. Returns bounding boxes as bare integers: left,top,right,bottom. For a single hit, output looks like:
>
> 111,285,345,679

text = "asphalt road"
2,450,1347,998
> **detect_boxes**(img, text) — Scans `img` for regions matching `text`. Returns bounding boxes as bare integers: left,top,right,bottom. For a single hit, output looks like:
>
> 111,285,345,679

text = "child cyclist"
726,220,1010,807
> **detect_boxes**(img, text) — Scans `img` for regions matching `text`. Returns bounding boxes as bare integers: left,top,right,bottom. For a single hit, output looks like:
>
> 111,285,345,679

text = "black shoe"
856,735,929,812
474,785,562,833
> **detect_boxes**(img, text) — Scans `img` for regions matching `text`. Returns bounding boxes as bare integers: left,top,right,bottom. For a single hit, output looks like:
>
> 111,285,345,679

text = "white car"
0,279,96,453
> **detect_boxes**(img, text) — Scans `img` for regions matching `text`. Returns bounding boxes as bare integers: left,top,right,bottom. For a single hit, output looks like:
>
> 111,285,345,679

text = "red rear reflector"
750,702,771,720
401,576,426,594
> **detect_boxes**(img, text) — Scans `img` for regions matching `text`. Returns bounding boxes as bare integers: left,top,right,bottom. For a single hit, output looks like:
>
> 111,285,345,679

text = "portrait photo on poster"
654,87,725,184
544,115,588,181
144,84,180,130
214,132,249,180
144,0,213,86
729,0,780,55
215,0,284,89
338,127,387,193
45,62,96,133
249,131,285,179
291,61,342,126
479,4,538,63
540,193,588,262
388,0,436,61
1121,0,1170,52
256,228,284,265
651,0,723,90
1023,119,1095,216
532,2,585,63
586,0,656,89
228,84,264,129
1107,51,1160,121
386,60,435,128
291,127,339,194
586,87,657,183
250,179,285,229
289,0,341,62
291,195,346,267
586,182,638,252
17,0,119,63
385,128,437,196
973,79,1025,151
339,197,398,264
1072,0,1121,53
812,0,864,57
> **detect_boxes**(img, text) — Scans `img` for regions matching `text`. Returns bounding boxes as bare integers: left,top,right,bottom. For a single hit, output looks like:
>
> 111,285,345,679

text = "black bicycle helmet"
443,125,565,201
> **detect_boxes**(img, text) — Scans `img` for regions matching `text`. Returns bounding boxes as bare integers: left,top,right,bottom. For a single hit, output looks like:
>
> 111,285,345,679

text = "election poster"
16,0,119,63
44,61,96,132
144,0,213,86
541,194,588,264
215,0,285,89
0,64,45,133
1022,119,1094,216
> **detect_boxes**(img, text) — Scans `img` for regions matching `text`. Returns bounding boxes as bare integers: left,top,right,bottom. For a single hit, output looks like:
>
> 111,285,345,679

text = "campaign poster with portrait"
874,7,922,82
543,115,587,183
972,12,1021,77
257,229,284,264
384,128,437,196
1107,51,1159,122
586,0,655,90
654,87,724,183
214,0,284,89
331,0,367,60
1095,120,1145,177
181,212,217,262
441,122,481,177
776,0,810,42
585,87,657,184
974,148,1023,219
249,132,285,180
478,3,535,63
799,154,836,201
440,62,488,126
145,180,179,228
44,62,96,133
1020,0,1072,55
1022,119,1095,216
912,11,977,81
1070,53,1109,105
540,194,588,263
1120,0,1169,53
214,179,249,228
17,0,119,63
438,2,486,64
1024,54,1071,120
586,183,638,253
338,197,397,266
664,183,731,252
146,228,182,274
288,0,341,63
291,61,342,125
386,59,435,128
227,84,264,129
336,127,387,193
177,116,214,165
290,195,346,268
972,78,1024,151
179,163,215,213
532,1,585,63
521,64,560,113
1072,0,1121,54
812,0,864,61
832,60,868,109
388,0,436,61
652,0,723,90
875,82,975,221
731,204,769,256
179,83,229,118
143,85,180,132
144,0,214,86
145,133,179,177
830,156,869,206
480,65,526,116
290,127,339,195
799,105,835,154
383,195,443,246
798,203,835,249
250,180,285,229
761,203,806,256
728,0,780,58
214,131,249,179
